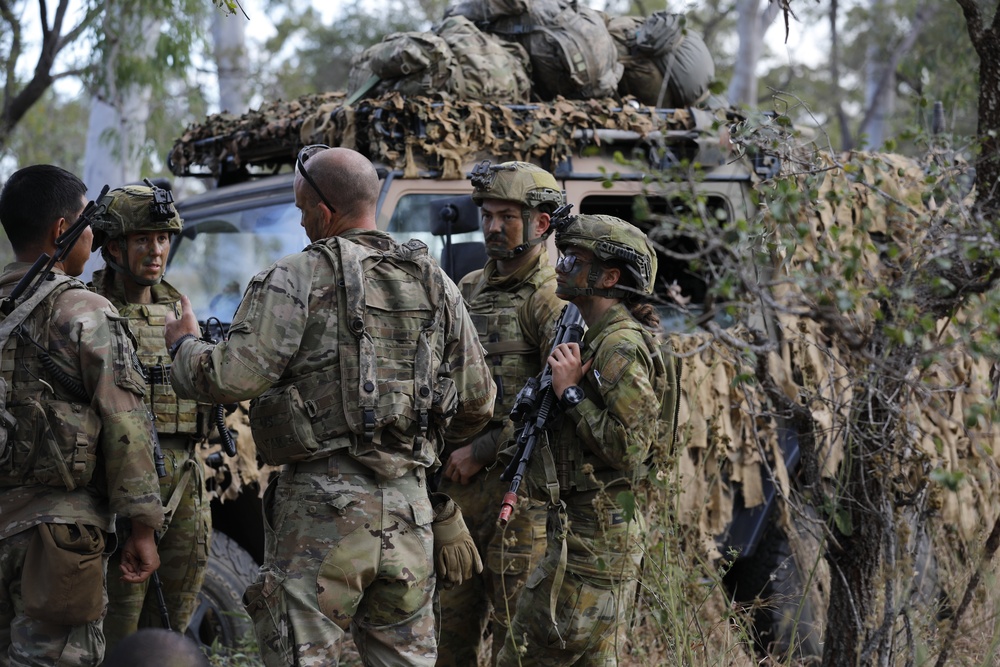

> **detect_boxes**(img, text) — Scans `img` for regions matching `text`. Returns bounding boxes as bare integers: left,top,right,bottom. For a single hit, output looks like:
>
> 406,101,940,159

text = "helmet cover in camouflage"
470,161,564,211
91,183,183,251
555,213,657,297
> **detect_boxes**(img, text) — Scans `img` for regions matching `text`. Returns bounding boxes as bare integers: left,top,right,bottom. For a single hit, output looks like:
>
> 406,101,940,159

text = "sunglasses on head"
296,144,336,214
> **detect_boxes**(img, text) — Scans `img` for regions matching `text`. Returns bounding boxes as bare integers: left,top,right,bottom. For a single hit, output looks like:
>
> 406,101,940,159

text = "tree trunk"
82,15,160,198
859,0,894,149
822,334,904,667
211,11,249,115
728,0,763,107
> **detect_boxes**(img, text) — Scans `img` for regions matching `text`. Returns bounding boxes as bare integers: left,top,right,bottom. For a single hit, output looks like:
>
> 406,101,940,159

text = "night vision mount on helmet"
91,179,183,287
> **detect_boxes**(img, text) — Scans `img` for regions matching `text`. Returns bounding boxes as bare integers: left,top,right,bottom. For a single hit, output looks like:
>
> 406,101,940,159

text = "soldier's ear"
599,266,621,288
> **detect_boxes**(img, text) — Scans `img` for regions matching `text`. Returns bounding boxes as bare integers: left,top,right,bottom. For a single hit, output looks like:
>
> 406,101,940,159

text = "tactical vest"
461,263,556,423
0,276,101,490
250,235,459,478
114,299,208,440
552,320,671,498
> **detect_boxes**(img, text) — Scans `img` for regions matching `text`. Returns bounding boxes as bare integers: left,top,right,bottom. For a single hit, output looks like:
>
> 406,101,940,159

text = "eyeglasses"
555,253,593,275
296,144,337,214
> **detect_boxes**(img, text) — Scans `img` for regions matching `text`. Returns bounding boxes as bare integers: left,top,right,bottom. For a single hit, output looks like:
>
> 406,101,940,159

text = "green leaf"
616,491,636,523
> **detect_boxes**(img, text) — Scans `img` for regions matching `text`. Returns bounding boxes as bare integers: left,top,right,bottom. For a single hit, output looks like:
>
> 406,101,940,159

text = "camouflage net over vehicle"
169,91,720,181
659,145,998,591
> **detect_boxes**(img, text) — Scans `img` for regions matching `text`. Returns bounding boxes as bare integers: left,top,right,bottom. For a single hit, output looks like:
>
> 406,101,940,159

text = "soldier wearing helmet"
496,213,679,667
89,182,214,651
436,160,566,666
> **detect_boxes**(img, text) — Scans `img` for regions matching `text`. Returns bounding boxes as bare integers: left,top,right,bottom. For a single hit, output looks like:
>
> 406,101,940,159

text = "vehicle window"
167,201,308,322
386,193,481,263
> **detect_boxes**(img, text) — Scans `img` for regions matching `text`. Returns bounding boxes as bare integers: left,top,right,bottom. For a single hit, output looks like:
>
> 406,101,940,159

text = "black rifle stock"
1,185,110,316
497,303,585,525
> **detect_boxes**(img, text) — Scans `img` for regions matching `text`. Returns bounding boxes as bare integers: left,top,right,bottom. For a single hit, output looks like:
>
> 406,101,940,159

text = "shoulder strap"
0,275,82,403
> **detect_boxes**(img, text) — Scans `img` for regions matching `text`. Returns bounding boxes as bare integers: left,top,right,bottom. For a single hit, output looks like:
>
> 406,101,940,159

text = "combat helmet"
91,179,182,286
470,160,564,259
554,213,657,300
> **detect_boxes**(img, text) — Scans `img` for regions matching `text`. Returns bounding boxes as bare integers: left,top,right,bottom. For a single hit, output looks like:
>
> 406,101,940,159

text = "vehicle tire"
185,531,259,650
723,517,824,661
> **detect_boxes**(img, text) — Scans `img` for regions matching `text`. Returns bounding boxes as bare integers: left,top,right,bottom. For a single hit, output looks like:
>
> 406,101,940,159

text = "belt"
292,455,377,476
291,454,427,483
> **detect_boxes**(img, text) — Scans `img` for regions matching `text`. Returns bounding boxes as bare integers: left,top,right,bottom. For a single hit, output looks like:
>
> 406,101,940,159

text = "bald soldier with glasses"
164,146,495,666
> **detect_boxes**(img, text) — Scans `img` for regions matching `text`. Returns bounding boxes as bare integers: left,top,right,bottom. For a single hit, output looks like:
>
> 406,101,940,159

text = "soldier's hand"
444,444,484,485
430,494,483,589
548,342,593,397
120,521,161,584
164,294,201,350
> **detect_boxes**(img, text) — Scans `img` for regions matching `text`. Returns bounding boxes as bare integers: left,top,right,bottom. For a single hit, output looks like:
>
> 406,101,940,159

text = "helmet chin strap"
487,209,551,260
109,240,162,287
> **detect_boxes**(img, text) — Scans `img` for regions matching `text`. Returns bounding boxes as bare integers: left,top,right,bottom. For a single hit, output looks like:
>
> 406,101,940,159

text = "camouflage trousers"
436,460,547,667
495,499,643,667
243,454,437,667
0,526,108,667
104,441,211,654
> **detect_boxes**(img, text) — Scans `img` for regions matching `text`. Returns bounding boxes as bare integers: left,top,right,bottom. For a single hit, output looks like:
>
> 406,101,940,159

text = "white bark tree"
727,0,781,107
211,11,249,114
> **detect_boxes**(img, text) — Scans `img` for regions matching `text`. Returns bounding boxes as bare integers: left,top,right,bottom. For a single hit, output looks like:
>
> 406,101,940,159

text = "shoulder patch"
599,348,633,386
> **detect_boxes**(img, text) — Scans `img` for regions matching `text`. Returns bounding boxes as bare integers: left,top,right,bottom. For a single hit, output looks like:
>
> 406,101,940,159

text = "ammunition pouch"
249,384,323,465
0,398,100,490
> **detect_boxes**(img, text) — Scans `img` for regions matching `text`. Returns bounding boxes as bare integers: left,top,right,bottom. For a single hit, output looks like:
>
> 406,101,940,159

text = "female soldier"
496,214,676,667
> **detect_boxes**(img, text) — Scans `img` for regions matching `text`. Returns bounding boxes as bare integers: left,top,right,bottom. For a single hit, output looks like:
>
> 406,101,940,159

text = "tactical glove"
430,493,483,589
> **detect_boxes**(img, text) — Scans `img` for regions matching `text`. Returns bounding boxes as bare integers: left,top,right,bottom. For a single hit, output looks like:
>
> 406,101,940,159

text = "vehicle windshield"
167,200,308,322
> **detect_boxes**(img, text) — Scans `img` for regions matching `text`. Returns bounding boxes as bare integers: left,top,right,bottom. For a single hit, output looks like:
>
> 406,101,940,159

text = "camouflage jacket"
91,270,208,440
528,302,664,502
0,263,164,539
171,229,496,468
458,250,562,464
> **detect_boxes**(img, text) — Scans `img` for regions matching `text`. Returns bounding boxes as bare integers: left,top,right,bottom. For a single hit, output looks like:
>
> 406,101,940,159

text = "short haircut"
0,164,87,252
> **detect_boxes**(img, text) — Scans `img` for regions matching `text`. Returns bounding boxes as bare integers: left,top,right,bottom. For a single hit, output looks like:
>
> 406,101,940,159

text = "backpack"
487,0,623,100
348,15,532,103
612,12,715,108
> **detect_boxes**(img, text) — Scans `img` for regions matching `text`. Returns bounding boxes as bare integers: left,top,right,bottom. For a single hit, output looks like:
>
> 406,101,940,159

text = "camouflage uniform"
437,251,562,666
170,229,494,666
0,265,164,667
92,270,212,648
496,215,672,667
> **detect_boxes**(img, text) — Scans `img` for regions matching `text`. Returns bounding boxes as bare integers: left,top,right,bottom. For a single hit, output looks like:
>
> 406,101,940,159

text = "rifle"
0,185,110,316
497,302,585,526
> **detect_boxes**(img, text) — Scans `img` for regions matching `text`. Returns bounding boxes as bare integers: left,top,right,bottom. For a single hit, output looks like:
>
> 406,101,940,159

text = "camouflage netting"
664,147,1000,582
170,92,711,181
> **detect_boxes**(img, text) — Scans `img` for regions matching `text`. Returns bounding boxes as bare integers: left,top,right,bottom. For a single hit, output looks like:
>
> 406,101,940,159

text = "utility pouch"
0,399,99,490
22,522,106,625
249,385,321,465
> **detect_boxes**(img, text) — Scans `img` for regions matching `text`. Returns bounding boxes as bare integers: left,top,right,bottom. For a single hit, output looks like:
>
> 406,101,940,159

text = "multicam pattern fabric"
0,529,107,667
93,270,212,646
170,229,494,664
437,252,561,666
245,459,436,666
0,263,163,667
497,302,665,666
495,504,642,667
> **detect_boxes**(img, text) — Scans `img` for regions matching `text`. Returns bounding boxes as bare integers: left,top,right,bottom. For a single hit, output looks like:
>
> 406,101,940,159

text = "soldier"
88,184,213,652
495,214,676,667
437,161,564,666
0,165,163,666
163,146,495,666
